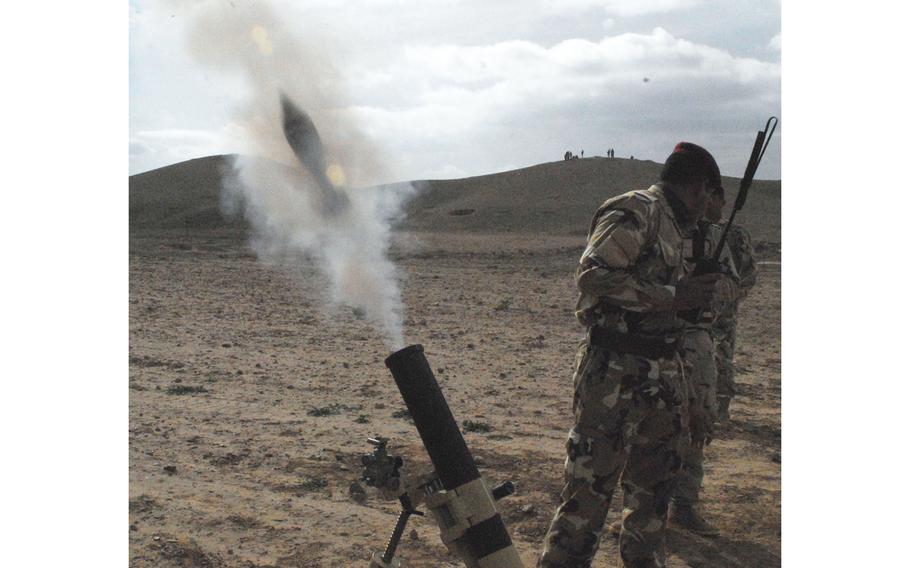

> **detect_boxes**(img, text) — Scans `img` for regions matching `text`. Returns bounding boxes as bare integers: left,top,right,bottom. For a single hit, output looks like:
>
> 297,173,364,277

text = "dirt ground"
129,229,781,568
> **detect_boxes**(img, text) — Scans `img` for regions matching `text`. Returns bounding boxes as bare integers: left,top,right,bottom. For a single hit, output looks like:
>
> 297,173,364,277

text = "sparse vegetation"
165,385,207,395
307,403,361,417
299,477,328,491
392,409,413,422
462,420,492,433
225,514,262,529
308,404,344,417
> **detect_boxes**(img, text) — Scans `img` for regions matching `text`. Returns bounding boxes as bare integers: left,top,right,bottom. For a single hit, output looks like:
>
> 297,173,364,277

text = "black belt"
588,326,679,360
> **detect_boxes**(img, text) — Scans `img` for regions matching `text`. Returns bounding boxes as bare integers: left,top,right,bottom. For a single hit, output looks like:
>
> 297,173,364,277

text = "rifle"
711,116,778,265
682,117,778,322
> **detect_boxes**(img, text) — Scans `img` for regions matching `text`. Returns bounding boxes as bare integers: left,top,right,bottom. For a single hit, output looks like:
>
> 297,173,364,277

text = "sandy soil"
129,228,780,568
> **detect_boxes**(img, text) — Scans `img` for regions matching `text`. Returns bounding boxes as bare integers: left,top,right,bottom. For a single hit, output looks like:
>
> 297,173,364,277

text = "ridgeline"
129,155,780,243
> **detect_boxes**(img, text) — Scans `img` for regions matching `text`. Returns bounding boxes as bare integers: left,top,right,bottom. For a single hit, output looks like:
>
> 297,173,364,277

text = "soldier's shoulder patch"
621,193,660,232
593,189,660,234
603,190,658,211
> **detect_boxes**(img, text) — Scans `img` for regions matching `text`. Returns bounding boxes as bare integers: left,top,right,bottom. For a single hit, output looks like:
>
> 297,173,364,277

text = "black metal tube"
385,344,522,567
384,345,480,490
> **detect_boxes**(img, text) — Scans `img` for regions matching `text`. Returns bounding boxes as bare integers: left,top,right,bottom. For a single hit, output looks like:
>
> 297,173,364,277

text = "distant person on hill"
565,151,573,161
581,149,585,158
538,142,737,567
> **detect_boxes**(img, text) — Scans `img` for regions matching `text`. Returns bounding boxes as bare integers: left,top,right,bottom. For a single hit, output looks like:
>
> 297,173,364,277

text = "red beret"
661,142,721,189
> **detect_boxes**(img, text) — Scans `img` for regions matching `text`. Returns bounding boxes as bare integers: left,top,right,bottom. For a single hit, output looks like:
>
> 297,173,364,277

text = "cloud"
768,33,781,51
347,27,779,139
340,27,780,178
130,1,780,178
134,128,221,142
367,28,777,93
542,0,703,17
129,140,155,157
129,125,246,174
423,164,469,179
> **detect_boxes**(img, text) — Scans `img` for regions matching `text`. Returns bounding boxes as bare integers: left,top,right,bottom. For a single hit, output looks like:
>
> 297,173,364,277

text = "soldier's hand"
674,273,725,310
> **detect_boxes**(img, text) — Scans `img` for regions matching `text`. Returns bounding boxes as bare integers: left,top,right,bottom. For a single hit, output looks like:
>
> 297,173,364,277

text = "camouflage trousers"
539,342,687,568
673,330,716,506
713,306,739,402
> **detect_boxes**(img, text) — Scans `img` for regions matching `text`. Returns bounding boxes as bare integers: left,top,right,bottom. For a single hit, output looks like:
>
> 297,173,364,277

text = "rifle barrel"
711,116,778,262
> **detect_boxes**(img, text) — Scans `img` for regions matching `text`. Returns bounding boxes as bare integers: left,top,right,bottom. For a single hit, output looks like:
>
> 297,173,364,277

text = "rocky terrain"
129,156,781,567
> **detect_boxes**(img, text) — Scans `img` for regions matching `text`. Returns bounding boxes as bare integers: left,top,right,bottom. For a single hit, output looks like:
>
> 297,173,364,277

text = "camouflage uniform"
671,329,716,507
713,224,756,410
672,222,739,508
539,184,697,568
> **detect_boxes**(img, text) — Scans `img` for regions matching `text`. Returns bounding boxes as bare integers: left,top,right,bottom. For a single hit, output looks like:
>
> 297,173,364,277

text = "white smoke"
184,0,417,350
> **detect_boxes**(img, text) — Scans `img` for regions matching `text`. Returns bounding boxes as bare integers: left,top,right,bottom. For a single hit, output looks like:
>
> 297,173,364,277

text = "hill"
129,155,781,243
129,155,246,232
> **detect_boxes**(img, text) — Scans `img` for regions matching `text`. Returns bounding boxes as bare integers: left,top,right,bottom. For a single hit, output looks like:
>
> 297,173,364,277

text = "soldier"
667,206,741,537
616,187,755,537
705,186,757,421
607,209,739,539
538,142,737,568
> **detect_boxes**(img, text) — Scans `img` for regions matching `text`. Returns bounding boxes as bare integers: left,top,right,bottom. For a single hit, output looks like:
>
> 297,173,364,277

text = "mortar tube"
384,344,523,567
385,345,479,489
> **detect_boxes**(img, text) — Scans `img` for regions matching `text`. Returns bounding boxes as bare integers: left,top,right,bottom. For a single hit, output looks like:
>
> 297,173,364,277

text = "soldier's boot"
605,522,666,567
668,502,720,537
716,396,732,423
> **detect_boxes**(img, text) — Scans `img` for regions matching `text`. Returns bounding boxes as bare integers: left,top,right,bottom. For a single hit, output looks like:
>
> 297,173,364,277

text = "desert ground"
129,157,781,567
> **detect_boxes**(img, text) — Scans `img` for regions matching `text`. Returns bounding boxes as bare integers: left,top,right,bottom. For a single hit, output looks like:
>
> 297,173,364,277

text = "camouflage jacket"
724,223,757,291
574,184,695,336
683,221,740,331
713,222,757,331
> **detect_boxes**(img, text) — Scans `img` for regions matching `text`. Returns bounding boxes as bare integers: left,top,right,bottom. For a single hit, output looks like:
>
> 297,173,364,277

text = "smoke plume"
184,1,416,350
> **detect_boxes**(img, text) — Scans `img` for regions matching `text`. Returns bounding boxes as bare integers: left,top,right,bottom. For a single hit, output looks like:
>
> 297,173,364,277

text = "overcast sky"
129,0,780,182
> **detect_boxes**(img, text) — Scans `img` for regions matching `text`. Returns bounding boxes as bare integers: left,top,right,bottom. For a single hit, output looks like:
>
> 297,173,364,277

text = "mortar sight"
361,436,403,491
